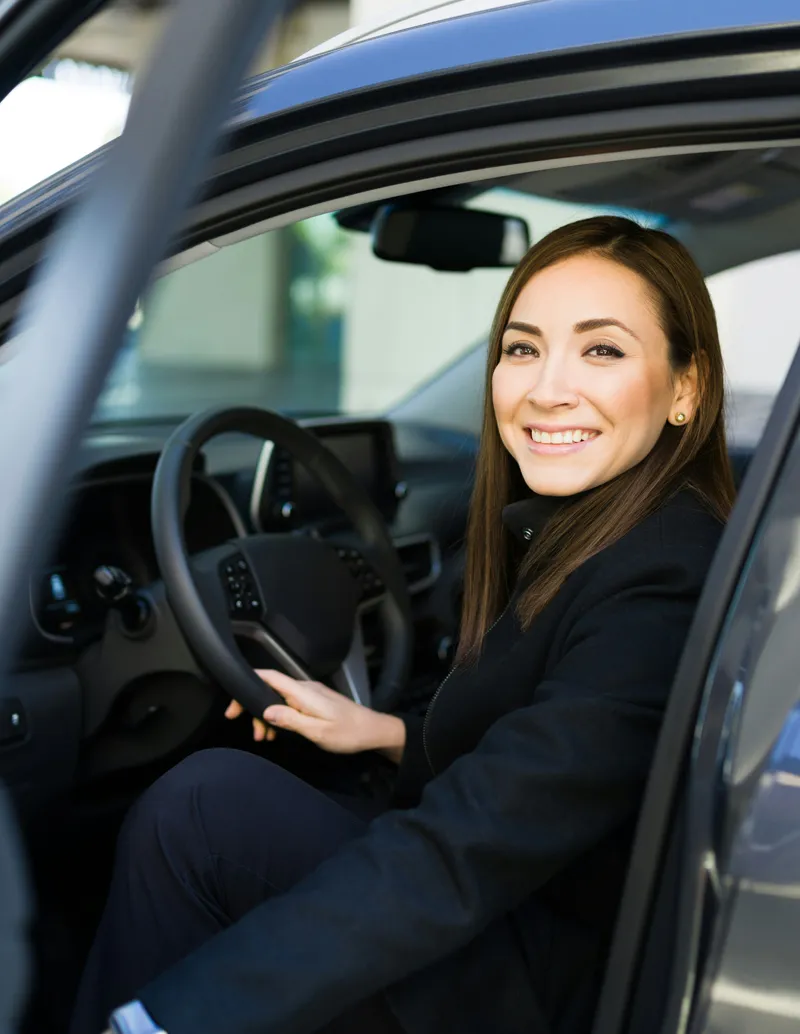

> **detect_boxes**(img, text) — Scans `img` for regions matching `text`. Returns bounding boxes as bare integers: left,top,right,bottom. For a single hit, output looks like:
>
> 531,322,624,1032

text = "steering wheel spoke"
229,619,311,682
331,620,371,706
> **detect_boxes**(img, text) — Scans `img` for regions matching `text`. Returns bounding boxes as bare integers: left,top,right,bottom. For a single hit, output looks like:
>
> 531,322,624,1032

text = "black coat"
141,490,723,1034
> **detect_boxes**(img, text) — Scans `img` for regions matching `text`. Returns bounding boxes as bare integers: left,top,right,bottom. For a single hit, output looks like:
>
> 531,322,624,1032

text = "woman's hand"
225,670,406,761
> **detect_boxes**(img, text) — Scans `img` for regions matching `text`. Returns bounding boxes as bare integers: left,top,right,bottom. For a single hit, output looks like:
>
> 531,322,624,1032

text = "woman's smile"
524,424,601,455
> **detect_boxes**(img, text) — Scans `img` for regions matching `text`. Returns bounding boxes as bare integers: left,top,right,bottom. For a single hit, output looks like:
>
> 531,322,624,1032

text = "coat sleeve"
140,546,707,1034
390,712,430,805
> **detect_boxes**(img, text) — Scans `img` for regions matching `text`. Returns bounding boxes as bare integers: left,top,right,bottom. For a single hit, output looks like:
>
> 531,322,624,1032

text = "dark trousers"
70,748,404,1034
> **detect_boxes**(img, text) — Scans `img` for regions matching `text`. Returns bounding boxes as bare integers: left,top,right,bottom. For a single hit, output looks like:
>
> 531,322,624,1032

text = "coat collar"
502,493,580,545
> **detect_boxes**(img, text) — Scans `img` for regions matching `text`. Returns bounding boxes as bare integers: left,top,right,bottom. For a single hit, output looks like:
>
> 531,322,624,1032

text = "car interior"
4,140,800,1032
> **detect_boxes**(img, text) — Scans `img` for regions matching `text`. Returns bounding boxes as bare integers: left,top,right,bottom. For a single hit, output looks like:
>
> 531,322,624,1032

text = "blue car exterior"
239,0,800,125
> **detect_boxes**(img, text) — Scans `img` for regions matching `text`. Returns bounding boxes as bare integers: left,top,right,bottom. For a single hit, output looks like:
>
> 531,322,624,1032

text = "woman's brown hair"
457,215,736,664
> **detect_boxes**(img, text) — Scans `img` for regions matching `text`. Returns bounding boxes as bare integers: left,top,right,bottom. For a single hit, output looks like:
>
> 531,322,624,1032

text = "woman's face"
492,252,697,497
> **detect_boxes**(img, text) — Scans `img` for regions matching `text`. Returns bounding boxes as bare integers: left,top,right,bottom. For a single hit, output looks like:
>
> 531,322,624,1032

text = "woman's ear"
669,356,700,426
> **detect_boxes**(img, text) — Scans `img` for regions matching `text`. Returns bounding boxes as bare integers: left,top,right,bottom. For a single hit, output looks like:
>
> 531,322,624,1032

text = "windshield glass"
0,61,130,205
95,188,657,422
0,3,336,208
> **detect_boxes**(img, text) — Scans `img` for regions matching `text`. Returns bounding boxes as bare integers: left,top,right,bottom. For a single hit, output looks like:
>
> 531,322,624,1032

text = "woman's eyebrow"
574,317,641,341
504,317,641,341
504,321,541,336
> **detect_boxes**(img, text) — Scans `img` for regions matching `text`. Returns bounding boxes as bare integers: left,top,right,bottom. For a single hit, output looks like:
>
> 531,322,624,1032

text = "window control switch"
0,699,26,745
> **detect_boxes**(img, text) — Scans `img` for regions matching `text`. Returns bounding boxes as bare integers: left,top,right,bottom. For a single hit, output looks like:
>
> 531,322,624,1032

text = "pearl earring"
675,412,686,424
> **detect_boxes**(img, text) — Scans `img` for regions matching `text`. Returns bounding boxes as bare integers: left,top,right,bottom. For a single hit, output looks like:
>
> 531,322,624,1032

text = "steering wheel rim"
152,406,413,715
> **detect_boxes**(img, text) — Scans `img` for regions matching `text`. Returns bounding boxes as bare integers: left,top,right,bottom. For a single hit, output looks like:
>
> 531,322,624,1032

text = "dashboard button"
0,699,26,745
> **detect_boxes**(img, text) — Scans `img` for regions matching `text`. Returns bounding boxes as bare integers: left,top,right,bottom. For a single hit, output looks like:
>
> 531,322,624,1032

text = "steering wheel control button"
221,554,263,618
335,546,385,601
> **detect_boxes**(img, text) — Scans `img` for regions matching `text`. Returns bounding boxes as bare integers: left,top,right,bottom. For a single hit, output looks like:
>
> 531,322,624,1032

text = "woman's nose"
525,357,579,409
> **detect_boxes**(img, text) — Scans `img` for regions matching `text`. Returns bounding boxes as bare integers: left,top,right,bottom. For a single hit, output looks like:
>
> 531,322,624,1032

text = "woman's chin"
520,464,599,497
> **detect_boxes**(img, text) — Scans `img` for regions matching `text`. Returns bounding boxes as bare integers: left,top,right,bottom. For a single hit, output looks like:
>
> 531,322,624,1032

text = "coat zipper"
422,603,510,774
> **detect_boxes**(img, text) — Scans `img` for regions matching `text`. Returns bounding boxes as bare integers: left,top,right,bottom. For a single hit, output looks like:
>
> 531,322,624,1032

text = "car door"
0,5,173,1032
2,2,800,1033
592,332,800,1034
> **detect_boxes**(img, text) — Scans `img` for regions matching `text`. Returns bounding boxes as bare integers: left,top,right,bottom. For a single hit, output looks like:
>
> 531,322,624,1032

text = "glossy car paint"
671,419,800,1034
241,0,800,123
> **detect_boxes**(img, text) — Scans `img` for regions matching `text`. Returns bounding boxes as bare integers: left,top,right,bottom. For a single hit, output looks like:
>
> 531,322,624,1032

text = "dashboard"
21,416,477,667
31,473,242,647
251,419,403,530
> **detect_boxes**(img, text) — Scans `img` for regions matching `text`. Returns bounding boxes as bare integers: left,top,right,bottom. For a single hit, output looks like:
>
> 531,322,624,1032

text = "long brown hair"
457,215,735,664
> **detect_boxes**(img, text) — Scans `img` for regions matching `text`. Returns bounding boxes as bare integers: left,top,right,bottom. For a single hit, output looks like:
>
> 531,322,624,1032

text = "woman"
73,215,734,1034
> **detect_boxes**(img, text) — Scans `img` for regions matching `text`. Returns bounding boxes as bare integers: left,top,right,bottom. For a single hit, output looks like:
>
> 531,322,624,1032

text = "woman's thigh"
137,747,370,919
72,748,385,1034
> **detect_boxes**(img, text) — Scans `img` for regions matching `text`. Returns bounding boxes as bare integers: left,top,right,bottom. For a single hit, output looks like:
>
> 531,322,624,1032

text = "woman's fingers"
230,670,340,748
252,718,277,743
225,699,277,743
255,669,328,715
256,668,307,702
261,703,323,741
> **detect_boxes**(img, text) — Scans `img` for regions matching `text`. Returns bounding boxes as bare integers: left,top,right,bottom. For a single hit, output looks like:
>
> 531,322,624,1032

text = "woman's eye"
502,342,538,358
586,343,625,359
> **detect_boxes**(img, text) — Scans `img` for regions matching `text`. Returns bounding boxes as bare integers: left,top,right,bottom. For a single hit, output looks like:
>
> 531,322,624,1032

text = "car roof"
241,0,800,123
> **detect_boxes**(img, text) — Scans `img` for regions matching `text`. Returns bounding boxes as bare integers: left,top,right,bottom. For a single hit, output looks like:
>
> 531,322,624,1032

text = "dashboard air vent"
395,535,440,594
271,449,293,500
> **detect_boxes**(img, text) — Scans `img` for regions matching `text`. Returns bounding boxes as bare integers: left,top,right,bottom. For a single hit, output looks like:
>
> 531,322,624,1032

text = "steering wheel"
151,406,413,717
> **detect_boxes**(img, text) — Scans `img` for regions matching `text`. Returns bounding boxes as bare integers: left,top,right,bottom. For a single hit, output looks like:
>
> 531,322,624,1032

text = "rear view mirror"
371,204,530,271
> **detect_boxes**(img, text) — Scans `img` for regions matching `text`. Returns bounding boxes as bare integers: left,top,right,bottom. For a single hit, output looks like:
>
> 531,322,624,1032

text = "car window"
0,4,341,209
0,2,149,210
706,252,800,446
0,60,130,206
95,188,653,423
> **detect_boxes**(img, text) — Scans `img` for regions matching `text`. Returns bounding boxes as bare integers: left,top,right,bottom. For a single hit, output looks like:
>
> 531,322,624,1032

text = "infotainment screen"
256,420,401,527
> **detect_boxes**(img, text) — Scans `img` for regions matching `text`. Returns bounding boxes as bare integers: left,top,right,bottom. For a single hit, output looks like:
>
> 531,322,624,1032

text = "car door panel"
596,329,800,1033
0,668,80,817
676,430,800,1033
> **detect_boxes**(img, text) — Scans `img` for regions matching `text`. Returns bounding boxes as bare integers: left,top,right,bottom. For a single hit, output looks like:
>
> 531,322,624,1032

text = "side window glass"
284,217,349,413
707,252,800,446
99,189,662,425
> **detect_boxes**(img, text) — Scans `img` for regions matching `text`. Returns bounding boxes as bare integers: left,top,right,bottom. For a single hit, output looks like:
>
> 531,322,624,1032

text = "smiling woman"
459,215,735,663
71,215,734,1034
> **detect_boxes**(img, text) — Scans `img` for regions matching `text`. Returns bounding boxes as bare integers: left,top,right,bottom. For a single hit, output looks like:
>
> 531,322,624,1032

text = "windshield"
0,61,130,205
0,3,342,208
95,188,657,423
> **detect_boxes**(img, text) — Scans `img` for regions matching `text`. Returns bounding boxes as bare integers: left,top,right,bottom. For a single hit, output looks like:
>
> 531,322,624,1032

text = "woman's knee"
118,749,264,868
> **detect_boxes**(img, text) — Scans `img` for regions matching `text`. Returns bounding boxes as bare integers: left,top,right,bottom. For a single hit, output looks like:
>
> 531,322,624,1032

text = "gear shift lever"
93,565,151,635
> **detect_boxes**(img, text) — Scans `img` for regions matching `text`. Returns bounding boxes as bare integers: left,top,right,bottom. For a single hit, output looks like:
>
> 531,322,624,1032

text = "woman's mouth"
525,426,601,454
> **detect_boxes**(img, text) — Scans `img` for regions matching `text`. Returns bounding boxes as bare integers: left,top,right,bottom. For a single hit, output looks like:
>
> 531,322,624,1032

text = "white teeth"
528,428,598,444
